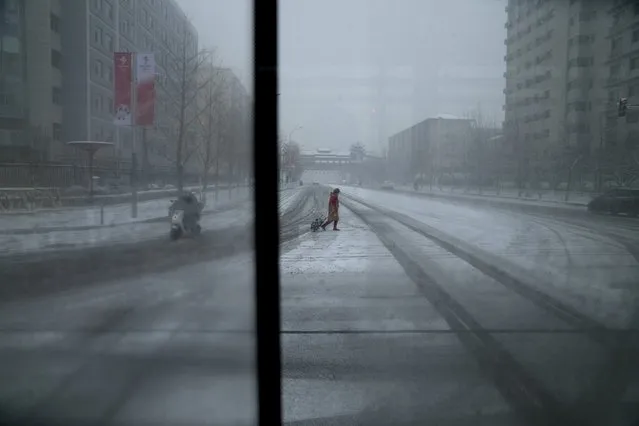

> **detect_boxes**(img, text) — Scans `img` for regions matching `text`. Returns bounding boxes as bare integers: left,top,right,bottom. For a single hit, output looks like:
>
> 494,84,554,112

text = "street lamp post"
67,141,114,201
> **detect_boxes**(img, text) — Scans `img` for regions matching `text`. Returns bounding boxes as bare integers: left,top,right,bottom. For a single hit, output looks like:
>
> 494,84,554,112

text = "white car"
380,181,394,190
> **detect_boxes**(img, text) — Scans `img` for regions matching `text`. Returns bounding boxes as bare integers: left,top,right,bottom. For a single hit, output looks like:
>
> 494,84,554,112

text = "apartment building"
565,1,610,154
61,0,198,165
504,0,630,157
387,116,474,184
606,0,639,152
503,0,571,164
0,0,63,161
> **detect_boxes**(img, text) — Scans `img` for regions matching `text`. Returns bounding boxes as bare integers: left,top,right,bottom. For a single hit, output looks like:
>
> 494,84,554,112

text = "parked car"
380,181,394,190
587,188,639,217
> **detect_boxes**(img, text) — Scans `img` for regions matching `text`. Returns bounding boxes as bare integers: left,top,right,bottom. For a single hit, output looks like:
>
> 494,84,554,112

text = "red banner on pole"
135,53,156,126
113,52,133,126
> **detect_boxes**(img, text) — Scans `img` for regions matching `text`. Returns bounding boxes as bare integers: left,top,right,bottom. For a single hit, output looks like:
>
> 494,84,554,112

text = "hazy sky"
177,0,506,154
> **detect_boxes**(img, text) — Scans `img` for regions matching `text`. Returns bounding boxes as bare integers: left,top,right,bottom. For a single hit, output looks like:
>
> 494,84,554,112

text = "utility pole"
131,56,138,218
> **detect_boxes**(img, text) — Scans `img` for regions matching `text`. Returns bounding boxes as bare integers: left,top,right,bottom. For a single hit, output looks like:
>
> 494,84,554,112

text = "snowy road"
281,203,639,425
0,186,638,424
0,253,257,425
341,186,639,329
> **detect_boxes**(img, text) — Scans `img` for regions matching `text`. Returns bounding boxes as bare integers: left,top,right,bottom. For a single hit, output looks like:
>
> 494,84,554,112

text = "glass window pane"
0,0,255,425
278,0,639,424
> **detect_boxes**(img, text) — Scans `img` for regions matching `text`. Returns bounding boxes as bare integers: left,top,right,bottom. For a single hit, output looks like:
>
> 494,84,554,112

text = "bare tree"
281,141,302,183
155,27,212,192
464,107,500,194
197,67,251,200
195,59,230,202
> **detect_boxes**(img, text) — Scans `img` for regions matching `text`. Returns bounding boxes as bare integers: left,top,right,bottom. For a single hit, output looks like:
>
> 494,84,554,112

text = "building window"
107,66,113,82
106,1,114,20
93,95,101,112
108,97,113,114
631,57,639,70
627,111,639,123
52,87,62,105
93,0,102,12
52,123,62,141
611,64,621,77
94,59,103,77
51,49,62,69
633,29,639,44
569,57,593,68
93,27,102,44
50,13,60,33
104,34,113,51
579,11,596,22
612,37,622,52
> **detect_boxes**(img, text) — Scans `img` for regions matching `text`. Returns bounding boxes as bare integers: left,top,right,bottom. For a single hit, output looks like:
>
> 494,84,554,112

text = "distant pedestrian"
321,188,340,231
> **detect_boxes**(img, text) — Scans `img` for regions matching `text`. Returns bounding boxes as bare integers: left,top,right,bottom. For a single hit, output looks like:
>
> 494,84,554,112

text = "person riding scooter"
169,192,202,229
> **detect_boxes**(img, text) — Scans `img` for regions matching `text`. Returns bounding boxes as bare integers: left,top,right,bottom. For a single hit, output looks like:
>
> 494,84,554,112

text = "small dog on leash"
310,217,325,232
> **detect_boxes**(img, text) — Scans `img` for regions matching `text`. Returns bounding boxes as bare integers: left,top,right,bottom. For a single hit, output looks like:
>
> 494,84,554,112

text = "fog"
178,0,506,153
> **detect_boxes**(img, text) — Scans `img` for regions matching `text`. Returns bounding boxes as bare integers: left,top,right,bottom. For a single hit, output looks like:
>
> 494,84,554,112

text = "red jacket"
328,193,339,209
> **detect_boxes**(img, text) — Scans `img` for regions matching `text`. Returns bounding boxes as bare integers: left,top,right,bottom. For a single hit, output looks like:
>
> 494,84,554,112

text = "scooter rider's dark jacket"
170,194,202,225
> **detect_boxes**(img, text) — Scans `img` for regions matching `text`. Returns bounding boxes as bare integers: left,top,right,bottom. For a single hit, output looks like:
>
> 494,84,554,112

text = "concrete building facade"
503,0,571,164
606,0,639,153
60,0,198,165
387,116,474,184
503,0,637,158
0,0,63,161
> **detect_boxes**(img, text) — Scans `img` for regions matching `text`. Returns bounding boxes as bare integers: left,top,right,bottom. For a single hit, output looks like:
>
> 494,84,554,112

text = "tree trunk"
177,164,184,193
228,159,234,200
141,127,149,188
214,153,220,202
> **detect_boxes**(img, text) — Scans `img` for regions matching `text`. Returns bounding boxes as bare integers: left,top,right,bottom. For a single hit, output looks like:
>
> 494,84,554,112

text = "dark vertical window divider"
252,0,282,424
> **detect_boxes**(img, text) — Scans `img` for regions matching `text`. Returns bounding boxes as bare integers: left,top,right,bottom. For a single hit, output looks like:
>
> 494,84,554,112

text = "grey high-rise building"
503,0,571,160
0,0,63,161
605,1,639,153
503,0,617,158
61,0,198,165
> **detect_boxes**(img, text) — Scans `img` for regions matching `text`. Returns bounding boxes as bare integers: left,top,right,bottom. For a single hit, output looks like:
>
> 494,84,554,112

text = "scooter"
170,209,202,240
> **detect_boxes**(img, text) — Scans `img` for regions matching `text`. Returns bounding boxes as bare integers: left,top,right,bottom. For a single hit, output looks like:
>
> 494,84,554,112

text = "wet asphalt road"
0,186,638,425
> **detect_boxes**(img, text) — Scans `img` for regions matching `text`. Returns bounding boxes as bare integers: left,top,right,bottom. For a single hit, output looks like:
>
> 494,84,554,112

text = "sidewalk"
390,185,592,208
0,204,254,257
0,187,250,234
1,187,307,257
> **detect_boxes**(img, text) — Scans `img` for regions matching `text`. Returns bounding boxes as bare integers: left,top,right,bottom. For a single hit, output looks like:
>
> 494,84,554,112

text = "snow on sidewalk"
1,187,306,257
0,188,250,233
384,185,592,209
0,206,254,257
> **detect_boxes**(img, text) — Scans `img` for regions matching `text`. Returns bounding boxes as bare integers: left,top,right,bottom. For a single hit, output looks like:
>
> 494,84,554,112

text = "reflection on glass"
278,0,639,424
0,0,255,424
